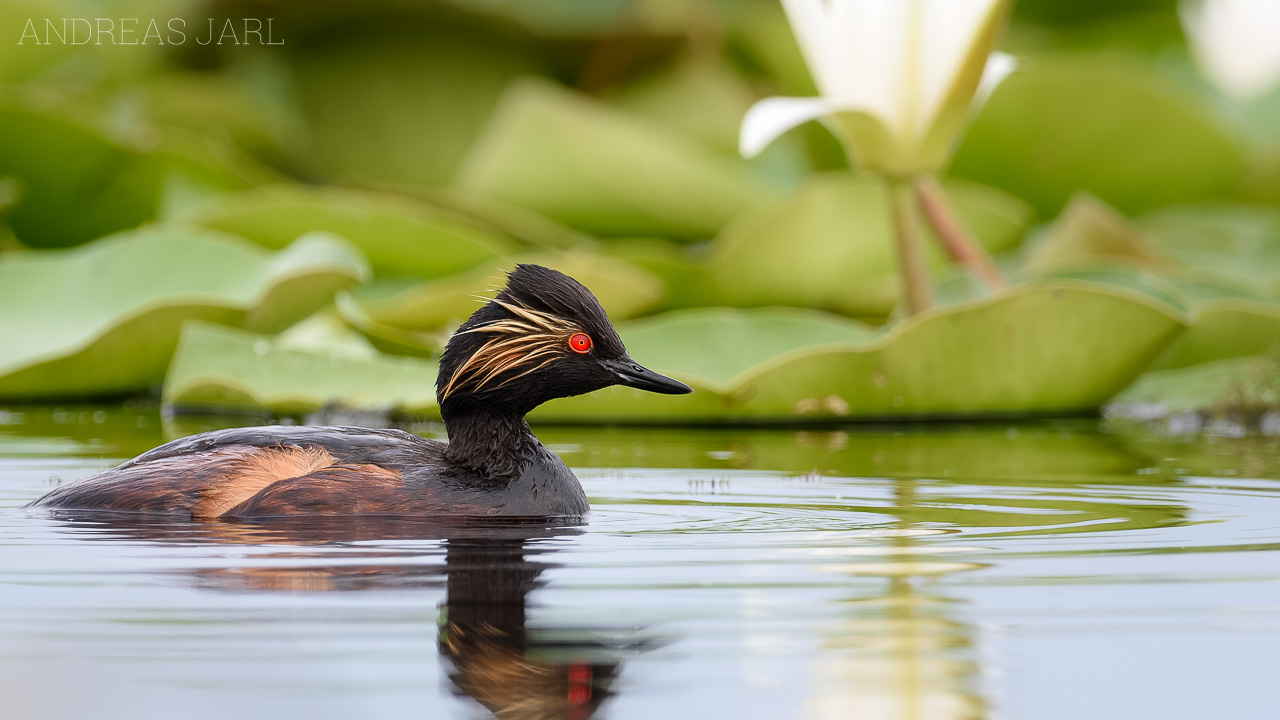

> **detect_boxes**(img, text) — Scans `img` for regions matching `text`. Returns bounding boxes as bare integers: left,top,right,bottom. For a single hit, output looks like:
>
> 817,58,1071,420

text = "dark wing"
30,426,448,519
121,425,432,468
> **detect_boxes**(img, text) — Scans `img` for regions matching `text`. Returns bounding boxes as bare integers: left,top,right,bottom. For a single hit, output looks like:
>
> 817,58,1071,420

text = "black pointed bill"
602,358,693,395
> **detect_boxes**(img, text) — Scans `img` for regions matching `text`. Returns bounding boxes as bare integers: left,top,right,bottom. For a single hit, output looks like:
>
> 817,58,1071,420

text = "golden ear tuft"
439,299,585,401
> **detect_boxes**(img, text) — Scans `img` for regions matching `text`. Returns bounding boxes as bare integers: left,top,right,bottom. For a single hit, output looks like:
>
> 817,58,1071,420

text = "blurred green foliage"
1,0,1278,421
538,282,1187,422
0,227,366,399
709,174,1031,317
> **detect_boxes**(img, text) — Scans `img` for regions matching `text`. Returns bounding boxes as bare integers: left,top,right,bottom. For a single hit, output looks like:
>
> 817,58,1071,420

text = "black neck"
442,408,542,482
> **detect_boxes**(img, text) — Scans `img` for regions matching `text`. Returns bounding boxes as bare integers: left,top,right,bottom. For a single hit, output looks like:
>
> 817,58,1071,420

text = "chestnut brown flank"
224,463,419,516
195,445,335,517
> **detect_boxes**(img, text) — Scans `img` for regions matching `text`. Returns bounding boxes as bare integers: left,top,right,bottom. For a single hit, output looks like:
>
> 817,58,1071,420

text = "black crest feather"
436,265,625,413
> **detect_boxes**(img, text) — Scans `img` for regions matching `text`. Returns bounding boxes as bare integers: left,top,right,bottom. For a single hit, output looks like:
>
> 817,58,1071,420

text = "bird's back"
29,425,586,519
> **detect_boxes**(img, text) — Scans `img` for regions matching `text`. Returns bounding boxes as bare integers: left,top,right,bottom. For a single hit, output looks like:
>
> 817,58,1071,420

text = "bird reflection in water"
45,513,633,720
441,536,619,720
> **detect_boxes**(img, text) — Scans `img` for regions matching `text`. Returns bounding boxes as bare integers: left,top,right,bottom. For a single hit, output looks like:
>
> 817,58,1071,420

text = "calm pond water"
1,406,1278,720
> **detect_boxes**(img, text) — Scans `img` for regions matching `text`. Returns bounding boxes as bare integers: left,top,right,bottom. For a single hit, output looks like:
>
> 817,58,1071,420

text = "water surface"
1,406,1278,719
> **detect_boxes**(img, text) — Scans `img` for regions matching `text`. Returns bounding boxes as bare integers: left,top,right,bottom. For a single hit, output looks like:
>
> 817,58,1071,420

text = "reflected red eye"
568,333,593,354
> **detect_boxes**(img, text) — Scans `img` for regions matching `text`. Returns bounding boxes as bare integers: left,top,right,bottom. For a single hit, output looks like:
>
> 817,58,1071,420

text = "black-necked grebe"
30,264,692,519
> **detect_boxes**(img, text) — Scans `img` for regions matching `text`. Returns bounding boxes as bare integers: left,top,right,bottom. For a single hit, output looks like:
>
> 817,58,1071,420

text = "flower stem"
888,179,932,316
914,176,1004,289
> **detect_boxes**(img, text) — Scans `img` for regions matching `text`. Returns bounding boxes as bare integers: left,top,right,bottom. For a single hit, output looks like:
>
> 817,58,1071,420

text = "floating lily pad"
0,105,163,248
1047,270,1194,321
164,322,438,416
274,310,381,361
708,174,1031,318
334,287,446,358
608,308,883,392
1156,299,1280,370
1028,198,1280,300
1141,204,1280,256
1022,194,1173,275
413,188,589,250
600,237,723,311
952,56,1247,217
1109,355,1279,415
0,228,369,400
535,281,1187,422
611,55,759,154
1139,204,1280,298
188,185,514,279
1024,201,1280,374
289,17,546,187
609,53,813,188
455,80,773,238
140,70,305,166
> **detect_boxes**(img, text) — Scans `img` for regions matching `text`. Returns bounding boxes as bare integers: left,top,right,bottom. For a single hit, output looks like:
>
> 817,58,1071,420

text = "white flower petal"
827,0,910,137
917,0,1005,138
974,51,1018,111
1181,0,1280,100
739,96,831,158
780,0,834,94
760,0,1014,174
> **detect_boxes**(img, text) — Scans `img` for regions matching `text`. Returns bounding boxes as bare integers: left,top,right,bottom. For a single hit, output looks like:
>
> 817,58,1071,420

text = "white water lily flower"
741,0,1016,177
1180,0,1280,101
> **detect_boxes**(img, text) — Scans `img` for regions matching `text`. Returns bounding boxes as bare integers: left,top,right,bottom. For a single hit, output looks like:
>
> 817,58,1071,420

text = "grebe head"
436,264,692,418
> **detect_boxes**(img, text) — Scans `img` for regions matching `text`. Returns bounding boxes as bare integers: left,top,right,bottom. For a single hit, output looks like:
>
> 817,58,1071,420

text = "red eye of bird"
568,333,593,354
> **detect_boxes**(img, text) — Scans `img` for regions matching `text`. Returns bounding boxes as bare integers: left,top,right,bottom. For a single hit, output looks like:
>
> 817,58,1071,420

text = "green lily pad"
412,188,589,250
610,54,759,154
535,281,1187,422
0,227,369,401
187,185,514,279
289,16,546,187
1109,354,1280,415
274,309,381,361
0,105,163,248
335,288,447,358
1027,198,1280,300
951,56,1247,217
1141,204,1280,256
608,53,813,188
1023,201,1280,373
139,70,305,166
455,80,773,238
614,308,883,391
600,237,722,311
1039,268,1194,318
164,322,438,416
708,173,1031,318
1022,194,1173,275
1139,205,1280,298
1156,298,1280,370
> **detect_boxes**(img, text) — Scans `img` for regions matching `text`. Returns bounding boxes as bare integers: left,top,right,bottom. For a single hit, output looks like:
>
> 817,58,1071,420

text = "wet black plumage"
29,264,692,519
